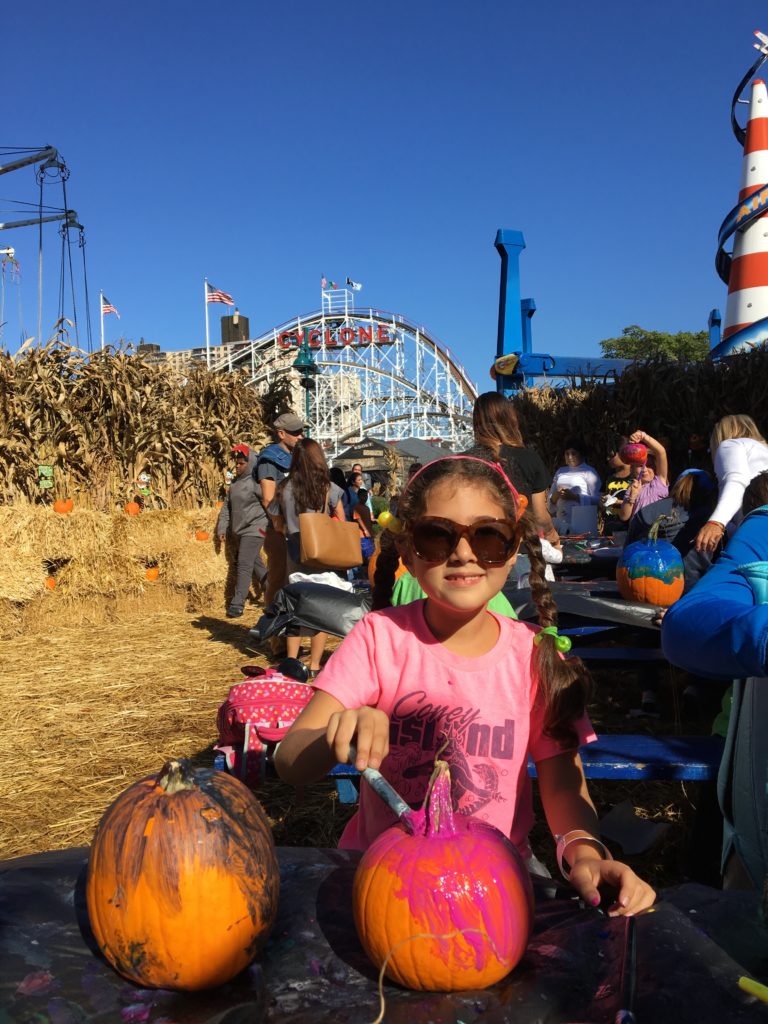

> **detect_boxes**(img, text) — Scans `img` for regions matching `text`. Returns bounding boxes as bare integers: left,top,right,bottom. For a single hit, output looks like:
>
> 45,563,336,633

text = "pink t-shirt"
314,602,596,858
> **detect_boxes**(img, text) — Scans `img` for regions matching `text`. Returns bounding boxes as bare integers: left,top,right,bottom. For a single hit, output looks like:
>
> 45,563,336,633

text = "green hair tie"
533,626,572,654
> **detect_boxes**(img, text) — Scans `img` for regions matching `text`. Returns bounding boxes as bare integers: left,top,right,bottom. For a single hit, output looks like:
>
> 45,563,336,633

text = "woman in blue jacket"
662,483,768,889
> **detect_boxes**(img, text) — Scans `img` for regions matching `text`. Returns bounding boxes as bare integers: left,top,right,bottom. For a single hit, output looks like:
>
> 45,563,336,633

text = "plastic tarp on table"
506,580,660,631
1,845,765,1023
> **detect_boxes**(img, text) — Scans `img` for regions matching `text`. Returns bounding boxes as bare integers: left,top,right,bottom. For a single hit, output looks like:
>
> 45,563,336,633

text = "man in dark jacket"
217,444,268,617
254,412,306,606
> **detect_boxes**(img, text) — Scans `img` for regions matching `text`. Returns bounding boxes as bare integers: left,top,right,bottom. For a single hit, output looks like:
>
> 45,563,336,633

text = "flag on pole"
345,277,363,292
206,282,234,305
101,295,121,319
321,274,327,289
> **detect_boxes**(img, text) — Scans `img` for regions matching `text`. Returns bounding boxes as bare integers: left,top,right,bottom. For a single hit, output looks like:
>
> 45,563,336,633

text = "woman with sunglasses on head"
470,390,560,548
276,456,654,916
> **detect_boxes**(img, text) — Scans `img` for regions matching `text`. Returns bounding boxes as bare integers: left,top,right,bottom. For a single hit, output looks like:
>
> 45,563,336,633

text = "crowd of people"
216,397,768,904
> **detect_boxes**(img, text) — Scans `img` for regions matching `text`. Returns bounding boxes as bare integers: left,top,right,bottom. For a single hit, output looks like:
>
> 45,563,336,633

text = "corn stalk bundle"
512,349,768,475
0,331,270,509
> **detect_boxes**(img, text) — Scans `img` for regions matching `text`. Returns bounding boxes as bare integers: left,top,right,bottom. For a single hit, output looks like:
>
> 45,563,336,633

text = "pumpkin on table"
352,759,534,991
616,515,685,606
86,758,279,991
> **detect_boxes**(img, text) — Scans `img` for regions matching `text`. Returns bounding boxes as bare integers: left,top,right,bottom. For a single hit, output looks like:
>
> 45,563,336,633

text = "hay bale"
185,582,222,613
0,506,228,636
0,598,23,638
22,593,120,630
57,553,145,598
0,507,114,561
116,508,220,560
164,535,228,589
115,589,190,617
0,548,44,602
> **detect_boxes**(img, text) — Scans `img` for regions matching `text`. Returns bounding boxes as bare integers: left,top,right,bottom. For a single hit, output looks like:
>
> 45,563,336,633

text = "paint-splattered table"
0,845,765,1023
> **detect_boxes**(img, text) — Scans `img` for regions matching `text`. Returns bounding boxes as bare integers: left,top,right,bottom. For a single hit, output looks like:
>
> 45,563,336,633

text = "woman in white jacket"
695,414,768,553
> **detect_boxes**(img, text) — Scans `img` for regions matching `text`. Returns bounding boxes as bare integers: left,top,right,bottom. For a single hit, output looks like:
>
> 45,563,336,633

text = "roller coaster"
209,288,477,456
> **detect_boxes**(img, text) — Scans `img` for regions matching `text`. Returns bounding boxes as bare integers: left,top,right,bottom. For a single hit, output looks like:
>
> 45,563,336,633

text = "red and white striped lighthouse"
723,78,768,340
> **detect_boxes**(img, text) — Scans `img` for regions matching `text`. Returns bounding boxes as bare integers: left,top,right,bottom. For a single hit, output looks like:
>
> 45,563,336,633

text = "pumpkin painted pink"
352,760,534,991
619,442,648,467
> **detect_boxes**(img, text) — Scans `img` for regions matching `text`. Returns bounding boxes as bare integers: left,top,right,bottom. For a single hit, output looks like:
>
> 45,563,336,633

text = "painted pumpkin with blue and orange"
616,516,684,606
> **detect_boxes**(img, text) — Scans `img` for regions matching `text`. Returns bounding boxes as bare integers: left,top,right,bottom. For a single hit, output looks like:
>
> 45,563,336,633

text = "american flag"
207,282,234,305
101,295,120,319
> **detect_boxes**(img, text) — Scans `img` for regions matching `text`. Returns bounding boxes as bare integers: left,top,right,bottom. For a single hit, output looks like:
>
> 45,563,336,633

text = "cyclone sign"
278,324,395,348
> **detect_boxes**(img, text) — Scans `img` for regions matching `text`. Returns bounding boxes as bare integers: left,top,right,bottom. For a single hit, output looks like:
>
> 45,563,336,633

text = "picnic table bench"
327,733,726,803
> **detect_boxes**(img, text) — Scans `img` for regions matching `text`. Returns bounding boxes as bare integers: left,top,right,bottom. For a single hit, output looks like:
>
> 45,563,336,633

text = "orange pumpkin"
195,530,210,542
53,498,74,514
124,501,141,516
215,500,225,508
352,760,533,991
86,759,279,990
145,566,160,582
44,576,56,591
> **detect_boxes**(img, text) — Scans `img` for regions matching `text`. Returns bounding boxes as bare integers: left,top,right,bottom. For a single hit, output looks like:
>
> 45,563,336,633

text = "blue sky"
2,2,766,388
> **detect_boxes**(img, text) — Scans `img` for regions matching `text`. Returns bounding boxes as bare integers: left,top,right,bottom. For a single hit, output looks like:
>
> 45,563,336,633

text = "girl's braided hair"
375,456,592,746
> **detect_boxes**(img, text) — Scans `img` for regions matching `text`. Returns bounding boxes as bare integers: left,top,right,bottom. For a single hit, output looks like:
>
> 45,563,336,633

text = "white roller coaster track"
209,291,479,458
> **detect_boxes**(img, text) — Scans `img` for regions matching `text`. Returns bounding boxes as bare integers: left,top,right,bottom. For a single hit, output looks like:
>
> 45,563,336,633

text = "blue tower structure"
492,229,632,392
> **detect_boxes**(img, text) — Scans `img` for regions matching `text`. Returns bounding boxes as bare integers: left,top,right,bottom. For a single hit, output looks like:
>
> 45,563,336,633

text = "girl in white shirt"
695,414,768,553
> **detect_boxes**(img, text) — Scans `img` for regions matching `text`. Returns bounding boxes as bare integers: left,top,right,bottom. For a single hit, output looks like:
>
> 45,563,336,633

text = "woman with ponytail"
276,456,654,916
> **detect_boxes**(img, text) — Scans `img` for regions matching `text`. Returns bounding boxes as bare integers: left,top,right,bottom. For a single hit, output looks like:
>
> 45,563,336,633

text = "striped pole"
724,79,768,340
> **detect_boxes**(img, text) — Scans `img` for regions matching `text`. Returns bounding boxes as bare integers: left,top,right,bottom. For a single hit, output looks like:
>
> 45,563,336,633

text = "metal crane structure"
0,145,88,349
209,287,478,458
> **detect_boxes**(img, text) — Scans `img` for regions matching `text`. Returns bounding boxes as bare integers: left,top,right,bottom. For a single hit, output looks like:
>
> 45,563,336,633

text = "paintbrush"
739,975,768,1004
347,745,415,833
614,914,637,1024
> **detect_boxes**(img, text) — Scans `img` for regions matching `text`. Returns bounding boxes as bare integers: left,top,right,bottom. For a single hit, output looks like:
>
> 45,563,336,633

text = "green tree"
599,325,710,361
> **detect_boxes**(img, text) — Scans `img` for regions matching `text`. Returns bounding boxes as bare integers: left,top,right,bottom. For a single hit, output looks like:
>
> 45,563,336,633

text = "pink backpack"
214,666,314,787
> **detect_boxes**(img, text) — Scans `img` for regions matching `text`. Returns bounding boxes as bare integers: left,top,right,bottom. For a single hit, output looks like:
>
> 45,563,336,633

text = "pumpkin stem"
648,512,679,544
421,759,458,839
156,759,195,794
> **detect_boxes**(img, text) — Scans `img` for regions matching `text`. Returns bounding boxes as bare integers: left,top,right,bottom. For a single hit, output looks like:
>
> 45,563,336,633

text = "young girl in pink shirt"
276,456,654,917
